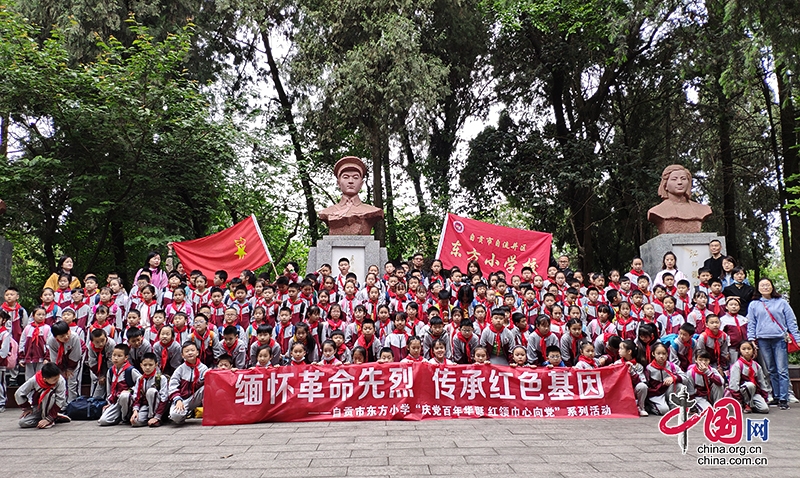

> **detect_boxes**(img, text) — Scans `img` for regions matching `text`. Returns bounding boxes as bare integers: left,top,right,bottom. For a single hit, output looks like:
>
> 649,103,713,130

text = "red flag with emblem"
172,215,272,278
436,213,552,278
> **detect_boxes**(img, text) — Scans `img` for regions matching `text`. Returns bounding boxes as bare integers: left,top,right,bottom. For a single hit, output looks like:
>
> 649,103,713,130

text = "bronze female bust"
647,165,712,234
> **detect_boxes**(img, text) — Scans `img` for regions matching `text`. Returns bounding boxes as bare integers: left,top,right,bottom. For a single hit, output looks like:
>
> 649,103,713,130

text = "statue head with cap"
334,156,367,199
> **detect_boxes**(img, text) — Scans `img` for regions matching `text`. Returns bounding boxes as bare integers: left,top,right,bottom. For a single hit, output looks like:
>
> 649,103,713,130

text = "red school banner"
436,213,552,277
202,363,638,425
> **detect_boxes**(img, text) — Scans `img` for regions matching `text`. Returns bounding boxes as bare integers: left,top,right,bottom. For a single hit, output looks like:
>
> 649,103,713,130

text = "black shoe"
768,399,779,406
779,401,790,410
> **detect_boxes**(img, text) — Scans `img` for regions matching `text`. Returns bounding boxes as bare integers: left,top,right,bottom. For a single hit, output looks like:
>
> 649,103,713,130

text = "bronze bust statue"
647,165,712,234
317,156,384,235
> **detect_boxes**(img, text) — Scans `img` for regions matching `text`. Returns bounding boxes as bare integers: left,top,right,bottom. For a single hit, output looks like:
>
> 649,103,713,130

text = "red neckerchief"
174,324,187,336
222,340,238,357
192,328,211,361
430,274,444,286
1,302,20,315
30,321,45,343
522,302,537,318
629,268,643,277
570,334,580,359
725,313,743,329
233,300,249,323
534,330,550,359
631,304,642,317
621,357,637,365
327,317,343,331
456,331,472,360
488,323,505,356
343,295,356,318
137,370,156,402
680,337,693,364
649,359,676,383
368,300,380,320
56,338,65,365
34,370,55,406
609,281,621,291
473,318,487,336
185,359,201,394
665,286,677,296
356,334,375,357
705,329,724,360
617,314,634,330
290,358,305,366
159,342,171,370
406,354,425,362
738,357,756,385
109,363,132,402
639,336,653,361
709,294,725,315
517,328,528,347
335,342,347,358
578,355,596,368
91,342,105,374
318,302,331,315
676,293,689,306
300,292,314,303
42,301,56,317
171,300,188,314
377,318,391,338
694,307,708,326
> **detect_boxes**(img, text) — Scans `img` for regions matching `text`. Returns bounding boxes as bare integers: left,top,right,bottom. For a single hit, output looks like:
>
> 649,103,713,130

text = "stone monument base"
306,235,388,282
0,236,11,296
640,233,726,289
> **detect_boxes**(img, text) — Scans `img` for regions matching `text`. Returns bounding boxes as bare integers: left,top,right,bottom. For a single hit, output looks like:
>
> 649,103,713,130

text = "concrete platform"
1,406,797,477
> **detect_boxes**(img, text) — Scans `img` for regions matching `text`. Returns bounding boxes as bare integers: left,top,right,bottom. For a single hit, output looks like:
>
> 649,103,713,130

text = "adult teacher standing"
747,278,800,410
133,251,169,291
43,255,82,290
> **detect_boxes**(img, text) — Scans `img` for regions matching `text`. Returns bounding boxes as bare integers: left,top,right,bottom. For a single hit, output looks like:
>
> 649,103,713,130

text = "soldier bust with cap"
318,156,384,235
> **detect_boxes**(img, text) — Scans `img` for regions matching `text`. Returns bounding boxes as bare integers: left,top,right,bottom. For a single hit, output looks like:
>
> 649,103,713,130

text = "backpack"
0,331,18,370
64,396,107,420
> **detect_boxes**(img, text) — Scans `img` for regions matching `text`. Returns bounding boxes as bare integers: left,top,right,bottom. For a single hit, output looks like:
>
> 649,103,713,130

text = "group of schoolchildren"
0,245,781,428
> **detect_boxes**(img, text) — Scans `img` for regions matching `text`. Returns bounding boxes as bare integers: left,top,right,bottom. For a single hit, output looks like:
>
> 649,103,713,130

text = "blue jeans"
758,337,789,401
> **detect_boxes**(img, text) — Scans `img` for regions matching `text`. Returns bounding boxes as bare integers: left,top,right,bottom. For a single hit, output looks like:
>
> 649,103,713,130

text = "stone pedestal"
640,233,726,288
306,235,388,282
0,236,11,296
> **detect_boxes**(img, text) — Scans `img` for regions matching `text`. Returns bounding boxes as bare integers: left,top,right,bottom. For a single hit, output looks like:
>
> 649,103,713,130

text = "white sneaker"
639,408,649,417
788,391,800,404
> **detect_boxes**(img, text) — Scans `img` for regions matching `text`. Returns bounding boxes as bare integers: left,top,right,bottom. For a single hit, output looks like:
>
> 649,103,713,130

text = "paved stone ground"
1,408,797,477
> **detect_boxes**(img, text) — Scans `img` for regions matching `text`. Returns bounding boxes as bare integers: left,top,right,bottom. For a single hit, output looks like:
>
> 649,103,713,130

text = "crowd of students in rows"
2,242,799,428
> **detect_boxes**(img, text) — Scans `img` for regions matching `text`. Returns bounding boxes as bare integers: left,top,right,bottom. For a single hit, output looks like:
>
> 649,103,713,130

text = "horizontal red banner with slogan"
172,214,272,279
436,213,553,277
202,363,638,425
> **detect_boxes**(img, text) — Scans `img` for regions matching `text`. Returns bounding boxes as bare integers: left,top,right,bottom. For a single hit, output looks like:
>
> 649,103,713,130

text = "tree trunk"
369,124,386,245
110,219,127,284
382,145,397,252
260,28,319,244
402,127,428,216
0,112,8,158
718,93,738,260
777,68,800,310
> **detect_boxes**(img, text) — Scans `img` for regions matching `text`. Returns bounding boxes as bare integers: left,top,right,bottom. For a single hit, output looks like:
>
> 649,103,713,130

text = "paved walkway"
1,408,796,477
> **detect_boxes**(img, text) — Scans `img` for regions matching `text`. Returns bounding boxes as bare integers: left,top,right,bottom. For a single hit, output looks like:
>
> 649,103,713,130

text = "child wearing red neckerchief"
19,306,51,380
645,342,689,415
168,341,207,425
98,343,141,426
15,362,66,428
